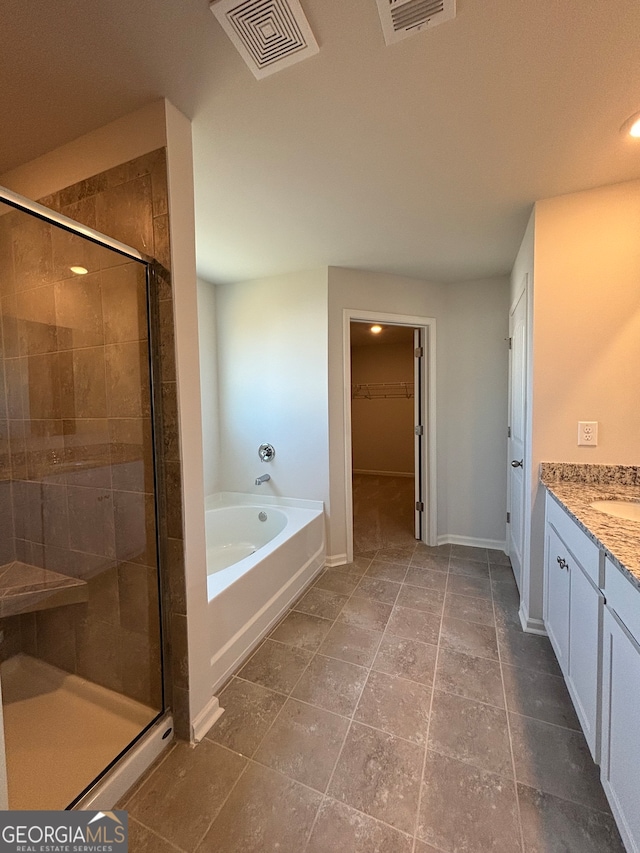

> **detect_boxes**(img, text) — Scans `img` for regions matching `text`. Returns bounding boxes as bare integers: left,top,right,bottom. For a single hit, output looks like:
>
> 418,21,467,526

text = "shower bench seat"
0,562,87,618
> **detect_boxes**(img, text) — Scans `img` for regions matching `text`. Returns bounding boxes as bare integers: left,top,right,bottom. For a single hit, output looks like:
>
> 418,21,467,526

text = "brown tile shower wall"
0,150,189,732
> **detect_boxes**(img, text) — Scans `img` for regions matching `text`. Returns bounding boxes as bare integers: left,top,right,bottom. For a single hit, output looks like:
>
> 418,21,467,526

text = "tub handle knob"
259,443,276,462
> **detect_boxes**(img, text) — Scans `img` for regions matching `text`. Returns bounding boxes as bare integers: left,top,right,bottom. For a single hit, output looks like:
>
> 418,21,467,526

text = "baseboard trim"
518,603,547,636
192,696,224,743
353,469,414,478
325,553,348,568
437,534,507,552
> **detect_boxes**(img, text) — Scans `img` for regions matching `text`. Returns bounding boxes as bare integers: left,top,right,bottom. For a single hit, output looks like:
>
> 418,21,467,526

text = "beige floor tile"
314,569,361,595
238,639,312,694
338,595,393,632
509,712,610,811
354,576,402,605
373,634,438,686
396,584,444,614
488,549,511,566
435,647,505,708
404,566,448,591
365,559,409,583
386,605,440,645
450,545,489,563
306,798,414,853
440,616,499,660
414,542,451,558
355,670,431,744
206,678,286,757
448,556,491,578
126,740,246,851
254,698,348,792
292,654,368,716
409,552,450,572
517,783,625,853
375,545,415,566
444,592,495,626
198,762,322,853
269,611,333,651
497,626,562,676
447,573,493,600
293,586,349,620
418,751,521,853
128,818,182,853
428,690,513,778
502,663,581,730
318,622,383,666
328,721,423,834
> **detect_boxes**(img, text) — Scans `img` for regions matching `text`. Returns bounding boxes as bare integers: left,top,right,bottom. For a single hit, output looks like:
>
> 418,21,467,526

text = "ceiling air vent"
376,0,456,45
210,0,319,79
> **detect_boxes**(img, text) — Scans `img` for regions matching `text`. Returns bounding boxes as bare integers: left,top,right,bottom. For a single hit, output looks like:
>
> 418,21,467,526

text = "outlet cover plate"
578,421,598,446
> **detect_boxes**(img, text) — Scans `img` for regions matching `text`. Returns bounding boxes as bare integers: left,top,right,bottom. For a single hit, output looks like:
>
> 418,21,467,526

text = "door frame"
506,280,527,592
343,309,437,561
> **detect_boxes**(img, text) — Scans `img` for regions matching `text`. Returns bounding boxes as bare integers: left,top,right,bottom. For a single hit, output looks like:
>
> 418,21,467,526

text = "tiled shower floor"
122,543,624,852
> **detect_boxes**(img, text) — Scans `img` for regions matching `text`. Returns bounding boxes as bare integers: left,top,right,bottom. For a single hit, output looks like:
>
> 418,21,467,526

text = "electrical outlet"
578,421,598,446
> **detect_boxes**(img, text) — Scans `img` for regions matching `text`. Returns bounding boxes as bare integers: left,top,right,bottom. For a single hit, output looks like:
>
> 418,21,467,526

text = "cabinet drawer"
547,496,601,586
604,557,640,644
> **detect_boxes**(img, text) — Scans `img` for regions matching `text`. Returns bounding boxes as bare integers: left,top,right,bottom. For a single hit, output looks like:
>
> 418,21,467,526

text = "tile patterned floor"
121,543,625,853
352,473,416,552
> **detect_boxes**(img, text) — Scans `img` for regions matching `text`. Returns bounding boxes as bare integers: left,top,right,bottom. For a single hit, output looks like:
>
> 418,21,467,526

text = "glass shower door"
0,197,164,808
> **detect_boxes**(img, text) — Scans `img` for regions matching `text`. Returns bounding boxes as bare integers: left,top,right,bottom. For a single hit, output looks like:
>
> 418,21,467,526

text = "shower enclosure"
0,188,167,809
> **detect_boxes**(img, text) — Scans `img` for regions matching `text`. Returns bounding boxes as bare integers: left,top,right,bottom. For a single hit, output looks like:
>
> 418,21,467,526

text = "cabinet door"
544,525,570,675
566,563,603,763
601,607,640,853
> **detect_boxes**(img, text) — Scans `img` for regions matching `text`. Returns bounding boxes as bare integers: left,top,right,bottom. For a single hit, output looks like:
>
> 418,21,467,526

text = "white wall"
163,102,209,730
441,277,510,545
521,178,640,626
328,267,510,560
197,278,220,495
215,269,330,507
351,341,414,475
0,101,167,198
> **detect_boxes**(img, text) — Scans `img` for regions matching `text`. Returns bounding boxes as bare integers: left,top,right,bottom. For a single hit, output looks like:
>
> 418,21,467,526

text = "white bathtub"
205,492,325,691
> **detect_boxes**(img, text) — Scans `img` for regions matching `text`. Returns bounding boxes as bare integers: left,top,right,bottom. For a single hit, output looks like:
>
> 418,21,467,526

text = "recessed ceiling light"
620,110,640,137
370,325,382,334
70,266,88,275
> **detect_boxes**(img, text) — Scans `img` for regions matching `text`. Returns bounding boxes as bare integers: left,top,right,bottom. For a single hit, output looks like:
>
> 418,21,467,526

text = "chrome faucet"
255,474,271,485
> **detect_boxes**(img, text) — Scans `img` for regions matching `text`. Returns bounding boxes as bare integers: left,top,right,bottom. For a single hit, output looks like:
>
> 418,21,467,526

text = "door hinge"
414,346,424,358
414,425,424,436
416,501,424,512
508,337,512,350
506,512,511,523
507,426,511,438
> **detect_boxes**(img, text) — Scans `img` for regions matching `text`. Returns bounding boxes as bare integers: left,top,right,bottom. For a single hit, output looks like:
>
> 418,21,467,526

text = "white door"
507,285,527,589
413,329,424,540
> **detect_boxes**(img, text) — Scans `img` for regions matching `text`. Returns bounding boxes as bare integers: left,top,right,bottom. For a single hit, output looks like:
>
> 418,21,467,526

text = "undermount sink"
590,500,640,522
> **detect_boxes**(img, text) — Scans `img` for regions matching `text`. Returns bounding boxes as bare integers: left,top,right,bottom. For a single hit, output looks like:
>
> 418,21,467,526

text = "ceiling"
351,322,415,347
2,0,640,285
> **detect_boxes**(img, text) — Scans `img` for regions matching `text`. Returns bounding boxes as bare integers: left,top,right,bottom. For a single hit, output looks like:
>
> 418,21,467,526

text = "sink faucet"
255,474,271,485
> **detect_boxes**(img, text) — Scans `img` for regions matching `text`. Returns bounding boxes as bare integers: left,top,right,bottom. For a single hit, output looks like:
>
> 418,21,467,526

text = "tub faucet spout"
255,474,271,485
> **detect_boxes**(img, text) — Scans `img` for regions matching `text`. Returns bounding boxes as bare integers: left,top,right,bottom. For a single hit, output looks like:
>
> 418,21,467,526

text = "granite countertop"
540,463,640,589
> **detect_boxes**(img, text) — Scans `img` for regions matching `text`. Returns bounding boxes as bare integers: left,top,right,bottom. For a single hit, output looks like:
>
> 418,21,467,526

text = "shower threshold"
1,653,158,810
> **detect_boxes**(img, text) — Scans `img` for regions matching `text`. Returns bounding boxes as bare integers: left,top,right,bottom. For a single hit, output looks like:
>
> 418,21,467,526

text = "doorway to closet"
344,310,436,561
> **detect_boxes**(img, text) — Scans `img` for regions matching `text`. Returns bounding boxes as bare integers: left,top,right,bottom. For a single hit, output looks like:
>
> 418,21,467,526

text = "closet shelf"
351,382,414,399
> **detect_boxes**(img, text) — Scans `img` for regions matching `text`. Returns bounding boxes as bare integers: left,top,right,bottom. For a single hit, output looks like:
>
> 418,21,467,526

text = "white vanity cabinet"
544,494,604,762
600,558,640,853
